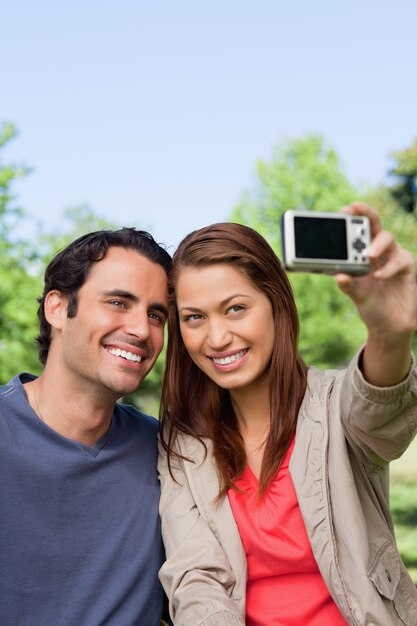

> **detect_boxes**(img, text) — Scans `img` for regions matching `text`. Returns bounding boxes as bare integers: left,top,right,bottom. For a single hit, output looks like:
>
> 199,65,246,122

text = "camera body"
280,210,371,275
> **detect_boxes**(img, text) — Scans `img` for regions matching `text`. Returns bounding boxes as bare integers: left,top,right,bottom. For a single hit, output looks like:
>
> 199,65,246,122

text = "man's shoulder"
0,373,34,399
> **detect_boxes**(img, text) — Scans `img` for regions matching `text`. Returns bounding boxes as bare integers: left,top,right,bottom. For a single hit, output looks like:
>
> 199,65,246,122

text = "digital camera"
280,210,371,275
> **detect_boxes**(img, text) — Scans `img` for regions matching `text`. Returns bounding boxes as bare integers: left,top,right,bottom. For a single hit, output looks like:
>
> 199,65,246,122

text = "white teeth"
212,349,246,365
108,348,142,363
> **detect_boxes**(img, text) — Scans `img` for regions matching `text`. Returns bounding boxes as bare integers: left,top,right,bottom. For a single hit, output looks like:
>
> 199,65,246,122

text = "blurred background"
1,0,416,580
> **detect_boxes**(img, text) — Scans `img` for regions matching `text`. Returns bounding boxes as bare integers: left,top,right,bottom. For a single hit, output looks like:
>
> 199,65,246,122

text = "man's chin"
106,375,147,400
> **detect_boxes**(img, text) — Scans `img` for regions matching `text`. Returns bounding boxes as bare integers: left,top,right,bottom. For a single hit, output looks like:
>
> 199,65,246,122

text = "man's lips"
107,347,143,363
104,341,150,364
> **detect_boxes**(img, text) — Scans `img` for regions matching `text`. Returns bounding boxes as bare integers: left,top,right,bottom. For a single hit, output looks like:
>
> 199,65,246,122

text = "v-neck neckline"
20,374,117,458
77,416,117,457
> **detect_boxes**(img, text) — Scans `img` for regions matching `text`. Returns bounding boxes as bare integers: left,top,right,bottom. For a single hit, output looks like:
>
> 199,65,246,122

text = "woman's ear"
44,290,67,329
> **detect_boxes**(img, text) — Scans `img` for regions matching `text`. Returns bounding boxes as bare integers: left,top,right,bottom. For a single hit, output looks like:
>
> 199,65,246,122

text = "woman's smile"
208,348,250,369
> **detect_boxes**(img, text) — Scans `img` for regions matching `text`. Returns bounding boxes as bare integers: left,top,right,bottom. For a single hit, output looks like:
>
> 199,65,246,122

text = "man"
0,228,171,625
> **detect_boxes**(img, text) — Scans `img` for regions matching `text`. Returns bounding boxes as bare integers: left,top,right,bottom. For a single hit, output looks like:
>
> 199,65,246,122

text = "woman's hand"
336,202,417,385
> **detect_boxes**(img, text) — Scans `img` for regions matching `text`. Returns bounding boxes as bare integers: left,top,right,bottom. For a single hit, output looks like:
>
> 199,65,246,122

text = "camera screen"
294,216,348,260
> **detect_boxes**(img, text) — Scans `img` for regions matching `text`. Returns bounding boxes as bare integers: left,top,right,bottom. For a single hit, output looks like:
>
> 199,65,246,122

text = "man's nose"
124,310,151,341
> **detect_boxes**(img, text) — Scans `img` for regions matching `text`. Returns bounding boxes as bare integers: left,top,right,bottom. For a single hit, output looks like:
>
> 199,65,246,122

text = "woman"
158,203,417,626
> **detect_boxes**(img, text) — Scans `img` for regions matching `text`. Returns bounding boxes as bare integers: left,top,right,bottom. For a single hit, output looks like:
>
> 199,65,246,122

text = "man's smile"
107,348,143,363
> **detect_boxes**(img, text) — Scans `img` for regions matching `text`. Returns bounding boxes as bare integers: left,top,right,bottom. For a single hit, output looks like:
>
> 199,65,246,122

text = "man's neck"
24,373,116,447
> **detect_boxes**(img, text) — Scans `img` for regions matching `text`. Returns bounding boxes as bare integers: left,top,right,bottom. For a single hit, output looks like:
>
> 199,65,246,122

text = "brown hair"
160,222,307,497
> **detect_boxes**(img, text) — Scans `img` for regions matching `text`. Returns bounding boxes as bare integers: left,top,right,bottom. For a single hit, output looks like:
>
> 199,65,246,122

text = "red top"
227,438,347,625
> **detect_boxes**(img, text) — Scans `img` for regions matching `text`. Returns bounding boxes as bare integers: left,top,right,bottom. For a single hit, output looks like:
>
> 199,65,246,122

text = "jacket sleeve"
340,348,417,466
157,438,245,626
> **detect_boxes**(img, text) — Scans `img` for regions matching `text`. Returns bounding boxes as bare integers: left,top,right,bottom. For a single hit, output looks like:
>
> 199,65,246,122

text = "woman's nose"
207,319,232,349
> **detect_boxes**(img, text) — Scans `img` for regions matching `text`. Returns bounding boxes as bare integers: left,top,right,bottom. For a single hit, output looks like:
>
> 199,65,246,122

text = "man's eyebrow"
102,289,139,302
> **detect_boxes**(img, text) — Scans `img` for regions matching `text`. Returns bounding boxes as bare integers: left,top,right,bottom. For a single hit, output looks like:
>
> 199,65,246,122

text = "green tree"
388,138,417,214
363,139,417,353
233,135,359,250
231,135,369,368
363,138,417,273
0,122,30,232
0,122,42,381
36,204,118,265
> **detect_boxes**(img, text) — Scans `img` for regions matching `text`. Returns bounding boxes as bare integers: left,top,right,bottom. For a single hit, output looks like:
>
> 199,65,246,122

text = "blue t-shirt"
0,373,163,626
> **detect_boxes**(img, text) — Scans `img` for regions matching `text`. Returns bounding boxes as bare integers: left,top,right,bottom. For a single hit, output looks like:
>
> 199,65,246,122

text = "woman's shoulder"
305,362,345,393
169,431,213,463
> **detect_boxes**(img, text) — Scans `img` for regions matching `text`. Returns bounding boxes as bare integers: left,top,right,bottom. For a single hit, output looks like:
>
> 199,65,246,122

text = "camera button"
352,238,367,253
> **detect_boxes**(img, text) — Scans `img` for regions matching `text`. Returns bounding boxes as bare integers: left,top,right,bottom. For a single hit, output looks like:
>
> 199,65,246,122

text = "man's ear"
44,290,67,329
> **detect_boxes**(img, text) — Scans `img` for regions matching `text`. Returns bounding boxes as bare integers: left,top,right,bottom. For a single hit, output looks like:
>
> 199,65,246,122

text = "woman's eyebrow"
179,294,251,313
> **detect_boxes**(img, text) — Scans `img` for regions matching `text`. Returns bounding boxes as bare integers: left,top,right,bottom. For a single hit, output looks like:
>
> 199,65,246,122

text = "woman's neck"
230,378,271,478
230,375,270,430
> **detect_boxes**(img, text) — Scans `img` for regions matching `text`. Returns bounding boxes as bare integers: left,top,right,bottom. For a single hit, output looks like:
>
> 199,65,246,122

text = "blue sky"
2,0,416,251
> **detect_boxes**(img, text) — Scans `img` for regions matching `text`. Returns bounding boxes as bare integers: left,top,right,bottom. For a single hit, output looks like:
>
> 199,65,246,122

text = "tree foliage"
0,123,41,381
388,138,417,214
231,135,371,368
0,122,30,232
232,135,359,251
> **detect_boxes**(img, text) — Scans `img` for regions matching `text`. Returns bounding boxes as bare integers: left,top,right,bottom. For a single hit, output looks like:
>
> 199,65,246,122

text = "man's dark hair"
36,227,172,364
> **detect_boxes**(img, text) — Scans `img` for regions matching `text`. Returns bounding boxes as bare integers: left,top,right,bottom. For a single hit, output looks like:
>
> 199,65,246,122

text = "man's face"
51,247,168,401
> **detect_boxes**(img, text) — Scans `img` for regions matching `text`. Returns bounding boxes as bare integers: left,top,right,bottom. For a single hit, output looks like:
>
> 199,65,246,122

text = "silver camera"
280,210,371,275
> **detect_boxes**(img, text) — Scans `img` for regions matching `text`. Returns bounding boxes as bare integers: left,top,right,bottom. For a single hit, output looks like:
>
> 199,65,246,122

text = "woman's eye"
228,305,244,314
184,314,204,322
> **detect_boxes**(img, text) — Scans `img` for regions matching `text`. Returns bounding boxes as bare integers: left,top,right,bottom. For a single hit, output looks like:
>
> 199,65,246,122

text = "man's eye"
109,300,126,308
149,312,165,324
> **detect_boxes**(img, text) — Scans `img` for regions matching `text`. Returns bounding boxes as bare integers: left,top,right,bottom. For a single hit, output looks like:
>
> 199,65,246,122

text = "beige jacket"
158,352,417,626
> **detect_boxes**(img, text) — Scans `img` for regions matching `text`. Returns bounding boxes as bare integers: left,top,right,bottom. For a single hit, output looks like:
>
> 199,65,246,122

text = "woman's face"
176,263,275,395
